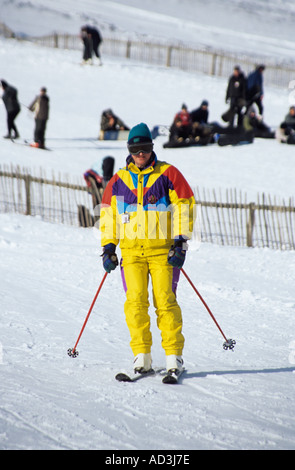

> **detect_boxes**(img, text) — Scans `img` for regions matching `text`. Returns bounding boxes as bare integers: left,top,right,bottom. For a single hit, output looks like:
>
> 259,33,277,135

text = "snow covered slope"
1,0,295,62
1,213,295,450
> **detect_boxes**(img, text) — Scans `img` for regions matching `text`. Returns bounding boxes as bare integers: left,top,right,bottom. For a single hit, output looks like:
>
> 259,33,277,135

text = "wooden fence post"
54,33,59,48
24,174,31,215
211,53,217,75
247,203,255,247
166,46,172,67
126,40,131,59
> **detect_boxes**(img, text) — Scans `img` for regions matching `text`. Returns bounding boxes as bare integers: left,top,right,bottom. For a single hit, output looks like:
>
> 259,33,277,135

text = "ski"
115,369,156,382
115,367,184,384
162,368,185,384
10,138,51,151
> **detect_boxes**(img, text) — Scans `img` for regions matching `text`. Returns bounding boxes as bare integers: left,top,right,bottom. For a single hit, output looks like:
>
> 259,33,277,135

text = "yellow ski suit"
100,153,196,356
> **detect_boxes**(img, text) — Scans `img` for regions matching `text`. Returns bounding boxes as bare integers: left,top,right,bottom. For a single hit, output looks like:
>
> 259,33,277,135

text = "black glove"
167,238,188,269
102,243,118,273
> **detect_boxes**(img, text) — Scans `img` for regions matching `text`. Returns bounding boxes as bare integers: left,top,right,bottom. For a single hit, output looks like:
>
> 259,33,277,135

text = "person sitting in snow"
169,103,193,143
276,106,295,144
100,109,130,133
190,100,209,125
246,105,274,139
190,100,215,144
217,112,255,146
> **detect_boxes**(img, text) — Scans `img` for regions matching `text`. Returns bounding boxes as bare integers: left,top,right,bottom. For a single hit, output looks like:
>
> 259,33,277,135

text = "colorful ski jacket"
100,153,196,256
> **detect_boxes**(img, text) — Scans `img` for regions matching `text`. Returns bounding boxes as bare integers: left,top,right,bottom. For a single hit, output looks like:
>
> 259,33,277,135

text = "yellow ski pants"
120,253,184,356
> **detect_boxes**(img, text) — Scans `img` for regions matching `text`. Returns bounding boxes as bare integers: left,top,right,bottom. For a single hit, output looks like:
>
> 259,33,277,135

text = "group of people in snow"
0,80,50,148
166,64,294,147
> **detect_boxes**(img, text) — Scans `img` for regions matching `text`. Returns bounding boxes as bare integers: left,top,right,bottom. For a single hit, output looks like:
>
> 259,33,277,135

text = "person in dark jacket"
80,26,92,64
1,79,21,139
190,100,209,124
100,109,130,132
247,105,274,138
276,106,295,144
29,87,49,148
190,100,214,144
246,65,265,115
223,66,246,127
217,113,254,146
80,25,103,65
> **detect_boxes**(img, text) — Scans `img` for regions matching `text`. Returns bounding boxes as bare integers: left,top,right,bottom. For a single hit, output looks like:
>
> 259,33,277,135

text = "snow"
2,0,295,62
0,0,295,451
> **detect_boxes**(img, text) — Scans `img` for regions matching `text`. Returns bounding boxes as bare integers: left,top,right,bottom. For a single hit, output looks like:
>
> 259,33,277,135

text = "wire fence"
1,165,294,251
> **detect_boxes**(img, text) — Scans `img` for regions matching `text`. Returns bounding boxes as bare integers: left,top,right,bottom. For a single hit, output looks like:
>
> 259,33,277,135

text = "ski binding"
115,368,155,382
162,368,184,384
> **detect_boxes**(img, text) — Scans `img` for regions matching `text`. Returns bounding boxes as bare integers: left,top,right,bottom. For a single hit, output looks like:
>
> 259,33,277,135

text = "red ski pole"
180,268,236,350
67,272,108,357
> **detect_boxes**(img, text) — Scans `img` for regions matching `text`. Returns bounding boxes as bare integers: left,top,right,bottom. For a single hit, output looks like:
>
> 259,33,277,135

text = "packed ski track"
1,0,295,451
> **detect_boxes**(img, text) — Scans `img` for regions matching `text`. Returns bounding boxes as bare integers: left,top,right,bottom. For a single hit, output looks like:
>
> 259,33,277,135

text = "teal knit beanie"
128,123,152,144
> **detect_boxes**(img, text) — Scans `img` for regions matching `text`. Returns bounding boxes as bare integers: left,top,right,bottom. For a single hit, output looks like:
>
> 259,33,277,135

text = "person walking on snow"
246,64,265,115
29,87,49,149
1,79,21,139
225,65,246,127
99,123,196,375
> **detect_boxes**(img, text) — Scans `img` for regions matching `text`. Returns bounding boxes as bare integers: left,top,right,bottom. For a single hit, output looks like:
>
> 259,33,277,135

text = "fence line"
27,32,295,88
0,165,294,251
0,164,94,227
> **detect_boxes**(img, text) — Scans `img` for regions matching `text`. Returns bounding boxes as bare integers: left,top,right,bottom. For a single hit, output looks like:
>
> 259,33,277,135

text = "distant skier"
80,25,103,65
80,26,92,64
0,79,21,139
28,87,50,149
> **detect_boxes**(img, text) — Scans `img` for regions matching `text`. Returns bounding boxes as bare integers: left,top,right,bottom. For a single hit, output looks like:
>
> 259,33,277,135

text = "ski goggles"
127,142,154,155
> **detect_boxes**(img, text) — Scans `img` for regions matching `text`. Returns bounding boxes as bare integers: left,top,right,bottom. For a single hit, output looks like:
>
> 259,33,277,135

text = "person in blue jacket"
246,65,265,115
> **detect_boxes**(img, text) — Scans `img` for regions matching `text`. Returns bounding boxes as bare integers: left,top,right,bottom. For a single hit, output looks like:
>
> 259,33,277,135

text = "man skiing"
1,79,21,139
99,123,196,379
28,87,50,149
80,25,102,65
